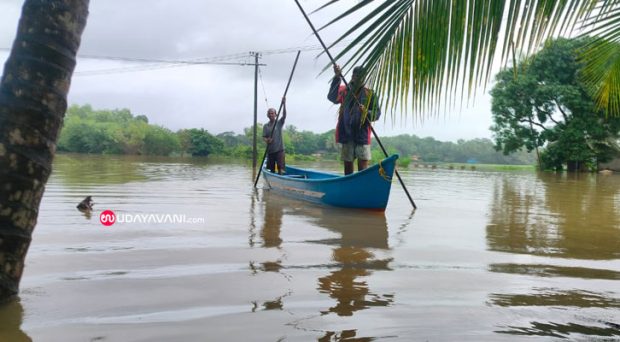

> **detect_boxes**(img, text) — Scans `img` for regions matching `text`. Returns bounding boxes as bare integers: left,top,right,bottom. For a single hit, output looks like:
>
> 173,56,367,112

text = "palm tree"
318,0,620,117
0,0,89,303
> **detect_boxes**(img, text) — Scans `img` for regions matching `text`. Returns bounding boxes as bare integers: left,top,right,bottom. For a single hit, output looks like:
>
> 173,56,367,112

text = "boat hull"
262,154,398,210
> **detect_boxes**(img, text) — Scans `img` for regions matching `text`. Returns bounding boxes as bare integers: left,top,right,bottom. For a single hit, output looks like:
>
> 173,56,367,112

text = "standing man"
263,97,287,174
328,65,381,175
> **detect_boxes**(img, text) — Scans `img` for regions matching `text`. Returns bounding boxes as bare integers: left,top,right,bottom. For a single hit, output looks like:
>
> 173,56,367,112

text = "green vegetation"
178,128,224,156
491,38,620,171
58,104,535,166
445,163,536,172
58,105,181,155
59,105,227,157
370,136,535,165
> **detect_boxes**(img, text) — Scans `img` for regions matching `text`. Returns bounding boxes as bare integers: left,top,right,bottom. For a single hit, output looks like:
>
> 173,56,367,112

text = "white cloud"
1,0,495,142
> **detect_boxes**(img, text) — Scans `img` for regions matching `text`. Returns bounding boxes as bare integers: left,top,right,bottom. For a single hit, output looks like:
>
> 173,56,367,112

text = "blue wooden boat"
262,154,398,210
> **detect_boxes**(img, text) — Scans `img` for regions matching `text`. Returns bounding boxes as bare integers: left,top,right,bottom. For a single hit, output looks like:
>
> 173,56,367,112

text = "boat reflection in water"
302,206,393,317
255,191,393,339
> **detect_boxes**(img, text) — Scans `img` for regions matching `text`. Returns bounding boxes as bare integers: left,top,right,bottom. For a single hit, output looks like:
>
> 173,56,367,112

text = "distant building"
467,158,478,164
599,140,620,171
599,157,620,171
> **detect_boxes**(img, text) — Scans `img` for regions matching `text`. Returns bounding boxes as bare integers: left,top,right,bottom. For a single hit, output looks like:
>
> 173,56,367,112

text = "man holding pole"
328,65,381,175
262,97,287,174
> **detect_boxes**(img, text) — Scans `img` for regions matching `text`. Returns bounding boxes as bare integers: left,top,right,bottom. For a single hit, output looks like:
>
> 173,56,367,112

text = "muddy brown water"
0,154,618,341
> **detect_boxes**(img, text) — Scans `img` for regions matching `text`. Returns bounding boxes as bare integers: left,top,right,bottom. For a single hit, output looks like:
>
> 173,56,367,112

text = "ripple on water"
13,156,620,341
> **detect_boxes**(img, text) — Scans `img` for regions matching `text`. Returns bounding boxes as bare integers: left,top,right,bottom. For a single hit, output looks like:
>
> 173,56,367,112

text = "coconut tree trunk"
0,0,89,303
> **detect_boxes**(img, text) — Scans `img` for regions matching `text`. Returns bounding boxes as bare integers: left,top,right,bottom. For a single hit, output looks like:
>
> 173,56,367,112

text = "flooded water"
1,154,619,341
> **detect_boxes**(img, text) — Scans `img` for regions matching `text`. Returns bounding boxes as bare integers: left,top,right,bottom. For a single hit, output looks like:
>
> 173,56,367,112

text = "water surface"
0,154,619,341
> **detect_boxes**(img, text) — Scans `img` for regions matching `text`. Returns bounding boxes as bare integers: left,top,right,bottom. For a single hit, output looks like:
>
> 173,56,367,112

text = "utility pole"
252,51,261,169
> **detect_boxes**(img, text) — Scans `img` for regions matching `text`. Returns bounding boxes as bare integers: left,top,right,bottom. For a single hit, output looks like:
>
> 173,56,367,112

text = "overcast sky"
1,0,496,142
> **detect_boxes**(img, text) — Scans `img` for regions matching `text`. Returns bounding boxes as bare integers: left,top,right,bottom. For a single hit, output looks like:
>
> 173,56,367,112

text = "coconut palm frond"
318,0,607,119
581,2,620,41
580,39,620,116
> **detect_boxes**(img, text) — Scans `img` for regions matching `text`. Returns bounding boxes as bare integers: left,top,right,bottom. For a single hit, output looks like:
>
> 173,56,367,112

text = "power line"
75,59,264,76
3,47,266,76
74,52,266,76
257,65,269,108
1,40,351,60
1,40,351,77
77,51,253,64
1,47,252,64
258,43,325,56
77,50,269,76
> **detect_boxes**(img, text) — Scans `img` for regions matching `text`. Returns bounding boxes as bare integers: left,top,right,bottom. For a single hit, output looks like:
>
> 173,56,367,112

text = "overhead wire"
73,51,263,76
1,41,352,77
75,59,261,76
257,66,270,108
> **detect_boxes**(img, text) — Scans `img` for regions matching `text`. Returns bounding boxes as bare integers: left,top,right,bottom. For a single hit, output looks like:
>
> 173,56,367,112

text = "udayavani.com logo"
99,210,205,226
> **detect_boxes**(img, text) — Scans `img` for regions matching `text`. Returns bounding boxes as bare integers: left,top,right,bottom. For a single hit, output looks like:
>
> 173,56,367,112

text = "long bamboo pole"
293,0,417,209
254,50,301,188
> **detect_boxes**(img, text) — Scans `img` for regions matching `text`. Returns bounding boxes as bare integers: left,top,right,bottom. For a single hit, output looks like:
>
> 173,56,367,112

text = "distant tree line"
58,105,226,157
58,104,536,165
370,135,535,165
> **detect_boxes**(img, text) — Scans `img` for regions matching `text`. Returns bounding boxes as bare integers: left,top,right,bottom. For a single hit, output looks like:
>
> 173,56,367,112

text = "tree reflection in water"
487,172,620,259
0,299,32,342
486,172,620,338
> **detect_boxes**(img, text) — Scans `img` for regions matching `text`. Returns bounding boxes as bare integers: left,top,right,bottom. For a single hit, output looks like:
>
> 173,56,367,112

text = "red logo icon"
100,210,116,226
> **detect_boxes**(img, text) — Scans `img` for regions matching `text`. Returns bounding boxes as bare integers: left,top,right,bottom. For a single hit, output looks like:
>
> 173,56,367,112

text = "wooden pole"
293,0,417,209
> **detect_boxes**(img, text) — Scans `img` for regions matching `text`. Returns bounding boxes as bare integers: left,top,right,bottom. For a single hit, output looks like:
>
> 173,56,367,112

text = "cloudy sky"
1,0,496,142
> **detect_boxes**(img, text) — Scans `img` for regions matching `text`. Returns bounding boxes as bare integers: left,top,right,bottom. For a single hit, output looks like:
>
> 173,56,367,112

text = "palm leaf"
579,2,620,115
317,0,620,118
580,39,620,115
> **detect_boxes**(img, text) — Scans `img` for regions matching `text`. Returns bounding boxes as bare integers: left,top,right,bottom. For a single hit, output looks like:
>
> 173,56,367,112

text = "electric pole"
251,51,261,169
